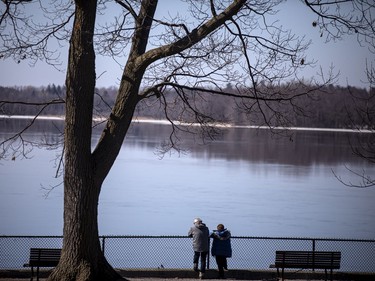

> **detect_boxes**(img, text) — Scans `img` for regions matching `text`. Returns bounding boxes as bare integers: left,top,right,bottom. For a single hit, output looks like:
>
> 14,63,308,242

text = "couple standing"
188,218,232,279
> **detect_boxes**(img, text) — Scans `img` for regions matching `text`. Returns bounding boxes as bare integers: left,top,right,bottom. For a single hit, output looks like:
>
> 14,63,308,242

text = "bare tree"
335,62,375,188
1,0,374,280
305,0,375,187
305,0,375,188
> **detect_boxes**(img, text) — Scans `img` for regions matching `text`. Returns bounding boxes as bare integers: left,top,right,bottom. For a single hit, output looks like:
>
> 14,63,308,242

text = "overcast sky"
0,1,372,89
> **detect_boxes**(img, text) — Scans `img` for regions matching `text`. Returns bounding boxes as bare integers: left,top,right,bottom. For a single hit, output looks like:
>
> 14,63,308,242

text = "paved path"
0,278,322,281
0,278,330,281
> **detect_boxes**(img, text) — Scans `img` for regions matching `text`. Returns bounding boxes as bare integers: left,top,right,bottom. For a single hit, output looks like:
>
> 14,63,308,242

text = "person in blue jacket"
211,224,232,279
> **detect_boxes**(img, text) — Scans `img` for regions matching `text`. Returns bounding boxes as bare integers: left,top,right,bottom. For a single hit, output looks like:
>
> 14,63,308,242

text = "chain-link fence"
1,236,374,273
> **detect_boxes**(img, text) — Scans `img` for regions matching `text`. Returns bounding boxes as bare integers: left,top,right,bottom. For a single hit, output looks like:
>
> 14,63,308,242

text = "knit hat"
194,218,202,224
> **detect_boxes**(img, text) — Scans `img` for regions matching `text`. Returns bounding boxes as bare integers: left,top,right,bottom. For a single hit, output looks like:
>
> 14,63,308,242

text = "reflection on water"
1,117,371,166
126,122,371,166
0,119,374,239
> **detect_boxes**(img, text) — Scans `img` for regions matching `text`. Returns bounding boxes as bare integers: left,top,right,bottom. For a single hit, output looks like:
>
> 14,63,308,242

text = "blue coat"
211,229,232,257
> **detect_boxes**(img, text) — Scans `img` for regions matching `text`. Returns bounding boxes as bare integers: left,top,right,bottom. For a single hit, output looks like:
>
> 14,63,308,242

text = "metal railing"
0,235,374,273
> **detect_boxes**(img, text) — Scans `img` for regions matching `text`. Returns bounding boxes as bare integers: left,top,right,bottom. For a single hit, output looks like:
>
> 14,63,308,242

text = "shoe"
224,266,228,271
199,272,205,279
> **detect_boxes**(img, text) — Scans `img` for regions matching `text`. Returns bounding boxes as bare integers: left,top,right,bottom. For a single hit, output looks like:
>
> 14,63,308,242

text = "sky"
0,1,373,89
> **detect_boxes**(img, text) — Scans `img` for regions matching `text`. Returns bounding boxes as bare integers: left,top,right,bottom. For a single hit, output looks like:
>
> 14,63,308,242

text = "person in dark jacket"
188,218,210,279
211,224,232,278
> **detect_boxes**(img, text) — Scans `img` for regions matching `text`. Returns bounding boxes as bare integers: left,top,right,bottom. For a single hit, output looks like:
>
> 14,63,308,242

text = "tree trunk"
46,0,245,279
48,0,123,280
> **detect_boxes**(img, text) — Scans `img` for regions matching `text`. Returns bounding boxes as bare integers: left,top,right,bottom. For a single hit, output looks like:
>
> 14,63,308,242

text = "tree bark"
48,0,123,280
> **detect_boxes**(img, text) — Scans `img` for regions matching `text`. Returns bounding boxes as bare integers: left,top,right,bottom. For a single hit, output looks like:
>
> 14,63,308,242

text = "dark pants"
215,255,227,277
193,251,208,273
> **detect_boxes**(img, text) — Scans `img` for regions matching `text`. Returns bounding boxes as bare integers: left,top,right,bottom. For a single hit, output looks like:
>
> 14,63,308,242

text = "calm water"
0,119,374,239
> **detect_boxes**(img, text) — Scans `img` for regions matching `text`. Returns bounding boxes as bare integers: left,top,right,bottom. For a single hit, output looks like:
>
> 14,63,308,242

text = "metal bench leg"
36,266,40,281
30,266,34,281
330,268,333,281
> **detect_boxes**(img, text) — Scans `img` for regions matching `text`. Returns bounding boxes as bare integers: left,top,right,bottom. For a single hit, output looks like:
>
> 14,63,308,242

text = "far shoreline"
1,114,373,134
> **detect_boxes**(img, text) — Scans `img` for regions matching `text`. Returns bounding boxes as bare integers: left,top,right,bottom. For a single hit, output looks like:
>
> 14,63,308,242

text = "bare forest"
1,83,373,130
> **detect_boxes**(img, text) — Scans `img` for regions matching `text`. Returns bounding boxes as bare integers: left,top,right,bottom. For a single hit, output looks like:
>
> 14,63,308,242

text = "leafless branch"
333,166,375,188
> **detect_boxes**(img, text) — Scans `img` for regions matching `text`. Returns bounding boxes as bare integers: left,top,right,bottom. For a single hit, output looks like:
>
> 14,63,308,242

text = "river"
0,118,374,239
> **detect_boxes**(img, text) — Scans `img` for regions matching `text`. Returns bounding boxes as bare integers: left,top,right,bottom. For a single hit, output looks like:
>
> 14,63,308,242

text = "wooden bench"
270,250,341,281
23,248,61,281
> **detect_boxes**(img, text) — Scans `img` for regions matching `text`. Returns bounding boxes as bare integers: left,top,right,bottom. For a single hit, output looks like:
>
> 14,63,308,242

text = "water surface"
0,120,374,239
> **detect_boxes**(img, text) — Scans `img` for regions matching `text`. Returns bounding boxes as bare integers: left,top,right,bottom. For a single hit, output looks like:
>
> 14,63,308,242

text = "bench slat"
275,250,341,268
27,248,61,267
272,250,341,281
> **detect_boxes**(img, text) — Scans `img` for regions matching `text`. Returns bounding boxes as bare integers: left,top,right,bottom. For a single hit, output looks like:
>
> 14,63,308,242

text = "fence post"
312,238,316,272
102,236,106,256
312,238,316,252
207,237,210,269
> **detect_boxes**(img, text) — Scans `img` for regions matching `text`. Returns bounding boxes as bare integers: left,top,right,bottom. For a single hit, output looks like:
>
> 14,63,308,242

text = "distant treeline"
0,83,373,129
